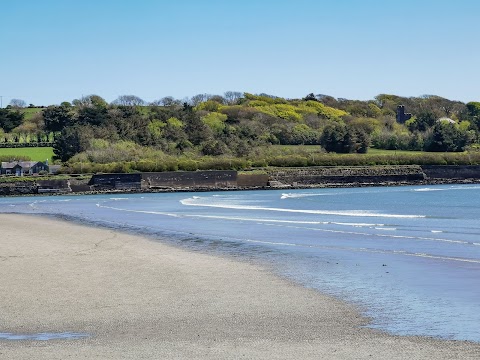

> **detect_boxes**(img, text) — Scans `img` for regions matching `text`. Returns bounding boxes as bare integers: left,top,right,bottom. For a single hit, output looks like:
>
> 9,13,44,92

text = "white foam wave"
414,185,480,192
413,188,444,192
180,197,425,219
331,221,382,227
109,197,129,201
281,193,329,200
431,230,443,233
186,214,383,228
96,203,180,218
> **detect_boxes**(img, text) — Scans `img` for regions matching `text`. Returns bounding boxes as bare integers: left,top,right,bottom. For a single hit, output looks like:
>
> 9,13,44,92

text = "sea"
1,184,479,342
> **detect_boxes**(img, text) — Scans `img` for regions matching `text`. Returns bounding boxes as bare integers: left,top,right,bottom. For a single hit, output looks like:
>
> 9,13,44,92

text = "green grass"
0,147,55,162
20,107,43,120
367,148,427,156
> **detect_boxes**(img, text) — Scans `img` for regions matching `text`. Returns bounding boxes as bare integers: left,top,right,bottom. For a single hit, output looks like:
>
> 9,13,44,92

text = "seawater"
1,184,480,342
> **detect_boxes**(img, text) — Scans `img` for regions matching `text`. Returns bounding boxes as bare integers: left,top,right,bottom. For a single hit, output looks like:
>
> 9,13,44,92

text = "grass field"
20,107,43,120
0,147,55,162
367,148,428,156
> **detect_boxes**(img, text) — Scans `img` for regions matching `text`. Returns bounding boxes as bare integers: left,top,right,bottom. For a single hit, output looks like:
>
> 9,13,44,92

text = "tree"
224,91,243,105
202,112,227,135
0,109,24,132
409,111,437,132
151,96,181,107
43,105,74,132
9,99,26,108
53,125,94,162
77,106,108,126
321,123,349,153
112,95,145,106
182,103,211,145
320,122,369,153
425,122,470,152
72,94,108,108
190,94,211,106
466,102,480,131
303,93,317,102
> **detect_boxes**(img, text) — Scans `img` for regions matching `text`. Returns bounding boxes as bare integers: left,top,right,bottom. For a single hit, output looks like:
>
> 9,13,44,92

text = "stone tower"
396,105,412,123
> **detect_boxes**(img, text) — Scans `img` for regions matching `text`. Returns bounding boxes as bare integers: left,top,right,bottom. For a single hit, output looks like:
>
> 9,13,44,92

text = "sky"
1,0,479,106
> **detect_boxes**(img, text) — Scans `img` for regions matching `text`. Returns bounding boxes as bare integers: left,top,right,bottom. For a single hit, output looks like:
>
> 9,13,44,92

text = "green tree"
409,111,436,132
53,125,94,162
0,109,24,132
182,104,211,146
425,122,470,152
42,105,74,132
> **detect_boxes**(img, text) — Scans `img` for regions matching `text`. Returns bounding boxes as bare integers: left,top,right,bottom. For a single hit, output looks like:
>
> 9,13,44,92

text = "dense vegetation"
1,92,480,172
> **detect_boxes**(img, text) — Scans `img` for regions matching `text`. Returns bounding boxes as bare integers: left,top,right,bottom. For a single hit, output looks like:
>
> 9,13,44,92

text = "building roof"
1,162,22,169
1,161,46,170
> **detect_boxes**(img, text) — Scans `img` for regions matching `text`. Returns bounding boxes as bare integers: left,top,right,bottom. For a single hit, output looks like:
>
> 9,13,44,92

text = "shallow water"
1,184,480,342
0,332,89,341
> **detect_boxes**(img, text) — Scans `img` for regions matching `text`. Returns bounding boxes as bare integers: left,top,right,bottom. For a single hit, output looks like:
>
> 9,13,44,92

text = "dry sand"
0,214,479,359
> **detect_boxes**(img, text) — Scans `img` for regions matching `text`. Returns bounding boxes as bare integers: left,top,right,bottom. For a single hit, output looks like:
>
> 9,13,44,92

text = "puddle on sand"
0,332,90,341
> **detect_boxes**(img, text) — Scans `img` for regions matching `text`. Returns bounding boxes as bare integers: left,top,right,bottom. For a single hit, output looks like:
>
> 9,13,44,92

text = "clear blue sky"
1,0,479,106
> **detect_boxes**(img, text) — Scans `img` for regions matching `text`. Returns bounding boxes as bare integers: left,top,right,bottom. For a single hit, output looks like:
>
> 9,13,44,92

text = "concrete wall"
90,173,142,190
142,171,237,189
237,174,269,187
267,166,426,185
421,165,480,179
37,179,71,193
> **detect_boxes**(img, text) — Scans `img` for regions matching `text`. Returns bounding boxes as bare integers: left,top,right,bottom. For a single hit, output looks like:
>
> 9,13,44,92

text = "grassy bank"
0,147,55,162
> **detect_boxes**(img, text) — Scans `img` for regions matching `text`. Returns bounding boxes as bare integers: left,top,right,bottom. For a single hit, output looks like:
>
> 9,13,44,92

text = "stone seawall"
3,165,480,196
142,171,237,189
421,165,480,179
0,179,72,196
266,166,426,186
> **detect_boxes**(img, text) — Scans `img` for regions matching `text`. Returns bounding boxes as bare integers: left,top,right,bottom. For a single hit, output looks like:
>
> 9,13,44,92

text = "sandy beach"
0,214,479,359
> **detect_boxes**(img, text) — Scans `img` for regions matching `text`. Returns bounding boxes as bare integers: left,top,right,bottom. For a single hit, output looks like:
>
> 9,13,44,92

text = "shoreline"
3,164,480,196
1,214,479,359
2,177,480,198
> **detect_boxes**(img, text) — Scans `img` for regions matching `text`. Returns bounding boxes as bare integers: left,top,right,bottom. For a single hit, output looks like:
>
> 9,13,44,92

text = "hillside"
1,93,479,173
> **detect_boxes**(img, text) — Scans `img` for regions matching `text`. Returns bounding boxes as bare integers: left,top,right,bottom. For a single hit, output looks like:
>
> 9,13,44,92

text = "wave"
187,214,384,228
243,239,480,264
413,188,444,192
281,193,330,199
413,185,480,192
180,197,425,219
96,203,181,218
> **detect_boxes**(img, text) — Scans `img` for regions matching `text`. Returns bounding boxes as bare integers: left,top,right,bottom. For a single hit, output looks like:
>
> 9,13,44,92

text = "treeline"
1,92,480,171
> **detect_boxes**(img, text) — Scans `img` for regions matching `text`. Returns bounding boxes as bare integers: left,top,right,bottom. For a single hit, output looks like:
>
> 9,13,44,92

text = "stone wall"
267,166,426,186
142,171,237,189
0,182,37,196
237,173,269,188
37,179,71,193
3,165,480,197
421,165,480,179
89,173,142,190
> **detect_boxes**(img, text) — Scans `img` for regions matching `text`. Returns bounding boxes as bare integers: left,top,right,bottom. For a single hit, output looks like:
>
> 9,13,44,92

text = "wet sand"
0,214,479,359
